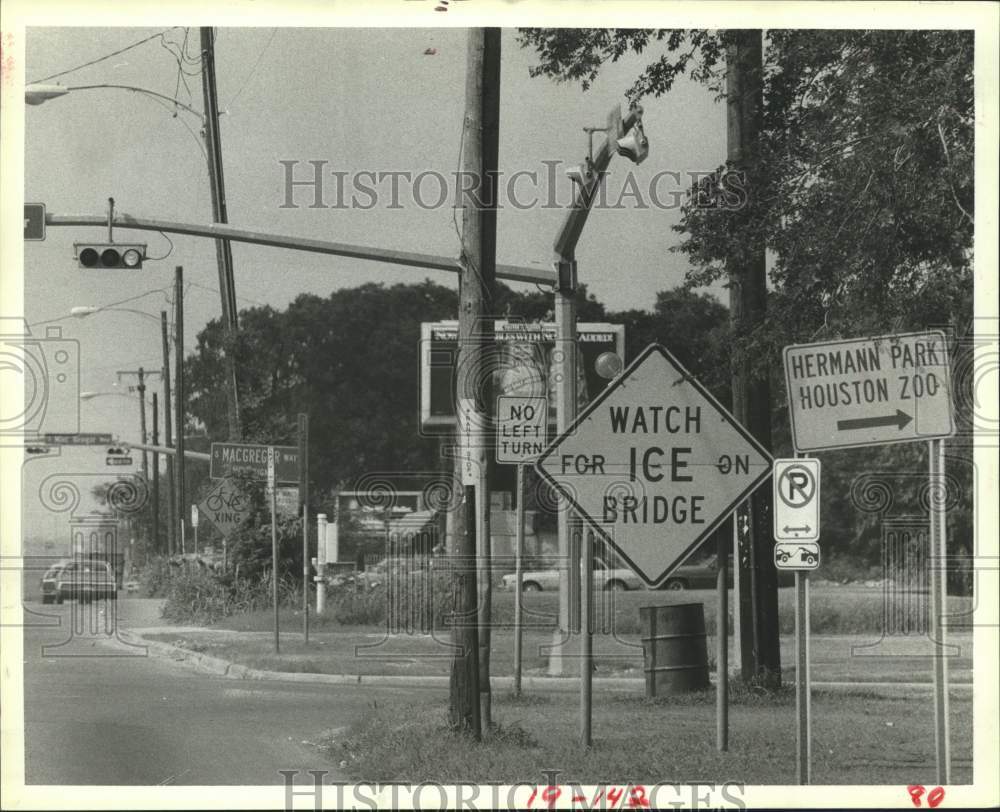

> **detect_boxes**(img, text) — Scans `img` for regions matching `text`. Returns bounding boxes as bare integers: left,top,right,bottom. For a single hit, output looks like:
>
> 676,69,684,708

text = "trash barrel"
640,603,710,696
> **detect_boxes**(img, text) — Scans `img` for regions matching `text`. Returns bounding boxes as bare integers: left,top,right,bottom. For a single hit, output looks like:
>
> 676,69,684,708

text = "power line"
226,28,278,110
29,27,183,84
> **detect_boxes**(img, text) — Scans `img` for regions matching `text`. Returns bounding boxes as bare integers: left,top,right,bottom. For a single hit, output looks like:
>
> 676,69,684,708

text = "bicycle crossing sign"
198,478,251,538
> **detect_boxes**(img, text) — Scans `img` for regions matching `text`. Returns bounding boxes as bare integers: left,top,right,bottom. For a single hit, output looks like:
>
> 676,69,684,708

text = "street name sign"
784,331,954,452
535,343,773,586
198,477,251,538
773,458,820,541
774,541,820,571
24,204,45,240
496,395,548,464
210,442,299,483
106,456,133,466
45,432,114,445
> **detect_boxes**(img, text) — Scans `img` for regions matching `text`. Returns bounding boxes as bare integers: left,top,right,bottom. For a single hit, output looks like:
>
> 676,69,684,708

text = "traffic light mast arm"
126,440,211,462
553,106,641,266
45,213,555,286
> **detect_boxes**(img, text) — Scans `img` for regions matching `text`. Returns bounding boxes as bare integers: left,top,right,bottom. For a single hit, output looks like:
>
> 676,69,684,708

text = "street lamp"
25,83,203,119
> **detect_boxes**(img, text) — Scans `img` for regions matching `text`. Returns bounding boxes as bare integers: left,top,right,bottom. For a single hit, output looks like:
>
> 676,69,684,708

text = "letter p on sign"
773,458,820,542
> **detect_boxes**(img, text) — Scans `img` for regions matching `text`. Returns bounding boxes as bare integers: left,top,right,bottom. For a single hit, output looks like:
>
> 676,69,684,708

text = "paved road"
21,597,425,785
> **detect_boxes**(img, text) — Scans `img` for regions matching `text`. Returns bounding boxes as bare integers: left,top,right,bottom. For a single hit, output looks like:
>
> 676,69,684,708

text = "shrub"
140,556,174,598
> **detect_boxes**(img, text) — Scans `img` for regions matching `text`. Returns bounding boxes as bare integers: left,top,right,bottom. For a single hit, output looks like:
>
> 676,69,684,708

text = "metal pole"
580,528,593,747
513,464,525,696
299,413,310,643
174,267,186,555
269,446,279,653
795,569,811,784
151,393,159,556
161,310,176,556
552,277,577,676
717,526,729,751
930,438,950,783
316,513,327,615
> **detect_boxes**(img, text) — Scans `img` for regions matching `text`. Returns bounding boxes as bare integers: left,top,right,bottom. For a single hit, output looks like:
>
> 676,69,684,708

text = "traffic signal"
26,446,51,454
107,446,129,456
74,243,147,269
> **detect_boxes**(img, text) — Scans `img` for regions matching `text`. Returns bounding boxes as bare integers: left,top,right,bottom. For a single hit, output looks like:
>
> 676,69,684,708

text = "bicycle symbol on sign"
203,481,251,514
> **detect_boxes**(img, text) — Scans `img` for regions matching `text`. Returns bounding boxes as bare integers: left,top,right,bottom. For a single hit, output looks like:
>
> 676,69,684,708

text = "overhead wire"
226,28,278,110
29,27,183,84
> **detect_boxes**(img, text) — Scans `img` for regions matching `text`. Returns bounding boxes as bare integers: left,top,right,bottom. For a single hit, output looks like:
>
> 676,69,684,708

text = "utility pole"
727,30,781,687
449,27,500,736
161,310,176,556
175,266,187,554
152,392,160,554
200,26,242,441
116,367,156,481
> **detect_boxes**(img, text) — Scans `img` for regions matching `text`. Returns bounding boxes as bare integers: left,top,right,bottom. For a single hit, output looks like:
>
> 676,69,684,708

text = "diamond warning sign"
535,344,772,586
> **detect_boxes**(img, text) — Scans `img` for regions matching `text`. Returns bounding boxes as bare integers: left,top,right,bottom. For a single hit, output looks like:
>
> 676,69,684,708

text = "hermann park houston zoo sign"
536,344,772,587
784,331,954,453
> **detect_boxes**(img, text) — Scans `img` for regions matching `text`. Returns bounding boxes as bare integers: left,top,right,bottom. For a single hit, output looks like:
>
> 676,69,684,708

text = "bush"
140,556,175,598
161,566,305,625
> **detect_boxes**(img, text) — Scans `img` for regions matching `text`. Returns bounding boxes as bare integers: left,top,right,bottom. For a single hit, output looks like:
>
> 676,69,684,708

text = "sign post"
717,524,729,752
772,456,821,784
930,438,950,784
299,413,310,644
191,504,199,555
537,344,773,743
268,447,279,654
795,569,811,785
496,395,548,697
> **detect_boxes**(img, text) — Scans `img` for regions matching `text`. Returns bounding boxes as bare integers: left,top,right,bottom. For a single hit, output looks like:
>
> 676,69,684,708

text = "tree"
518,29,973,350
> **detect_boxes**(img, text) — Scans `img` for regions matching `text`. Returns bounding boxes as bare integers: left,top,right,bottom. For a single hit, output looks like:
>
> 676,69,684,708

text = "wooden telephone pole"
449,27,501,736
727,30,781,686
200,27,242,441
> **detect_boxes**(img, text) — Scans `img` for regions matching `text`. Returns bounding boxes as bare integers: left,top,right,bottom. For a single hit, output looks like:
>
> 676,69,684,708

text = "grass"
204,585,975,637
319,688,973,785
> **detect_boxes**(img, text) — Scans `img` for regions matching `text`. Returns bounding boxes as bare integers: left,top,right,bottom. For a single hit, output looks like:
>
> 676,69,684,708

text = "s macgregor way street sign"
535,343,773,586
210,443,300,483
784,331,954,452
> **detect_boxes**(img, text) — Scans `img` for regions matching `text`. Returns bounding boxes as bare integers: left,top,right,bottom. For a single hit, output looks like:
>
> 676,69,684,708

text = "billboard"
419,320,625,434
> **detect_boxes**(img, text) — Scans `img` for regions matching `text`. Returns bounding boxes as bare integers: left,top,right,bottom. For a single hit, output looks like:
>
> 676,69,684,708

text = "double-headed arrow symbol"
783,525,812,534
837,409,912,432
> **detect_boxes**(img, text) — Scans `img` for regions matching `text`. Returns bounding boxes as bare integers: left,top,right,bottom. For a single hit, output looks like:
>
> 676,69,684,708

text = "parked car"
659,555,733,591
39,560,71,604
500,555,644,592
55,559,118,603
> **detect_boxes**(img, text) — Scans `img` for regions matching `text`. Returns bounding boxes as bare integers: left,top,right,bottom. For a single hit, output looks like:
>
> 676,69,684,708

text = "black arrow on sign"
783,525,812,534
837,410,912,432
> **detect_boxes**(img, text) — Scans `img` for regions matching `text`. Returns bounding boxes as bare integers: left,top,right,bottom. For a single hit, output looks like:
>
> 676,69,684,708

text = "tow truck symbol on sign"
774,541,820,571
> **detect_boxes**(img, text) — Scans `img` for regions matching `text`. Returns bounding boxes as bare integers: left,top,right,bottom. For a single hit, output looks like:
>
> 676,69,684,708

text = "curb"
119,629,973,696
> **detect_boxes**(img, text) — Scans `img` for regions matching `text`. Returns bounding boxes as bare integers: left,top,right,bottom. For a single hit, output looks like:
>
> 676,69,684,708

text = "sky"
17,26,726,520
